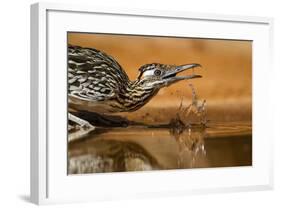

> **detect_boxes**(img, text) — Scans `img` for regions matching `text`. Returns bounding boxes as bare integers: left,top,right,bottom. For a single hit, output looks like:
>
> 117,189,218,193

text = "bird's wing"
68,45,129,102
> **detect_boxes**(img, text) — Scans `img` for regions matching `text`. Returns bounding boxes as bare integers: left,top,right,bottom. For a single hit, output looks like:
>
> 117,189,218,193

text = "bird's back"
68,45,130,113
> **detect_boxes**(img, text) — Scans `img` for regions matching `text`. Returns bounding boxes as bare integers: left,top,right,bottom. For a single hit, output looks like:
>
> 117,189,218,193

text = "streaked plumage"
68,45,201,115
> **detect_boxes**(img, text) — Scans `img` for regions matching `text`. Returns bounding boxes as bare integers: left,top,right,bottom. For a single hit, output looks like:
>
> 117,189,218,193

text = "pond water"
68,121,252,174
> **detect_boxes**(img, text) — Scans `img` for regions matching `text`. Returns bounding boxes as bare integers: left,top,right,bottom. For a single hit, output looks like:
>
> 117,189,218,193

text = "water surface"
68,121,252,174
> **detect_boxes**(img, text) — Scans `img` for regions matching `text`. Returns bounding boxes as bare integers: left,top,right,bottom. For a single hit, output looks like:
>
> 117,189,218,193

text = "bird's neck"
116,80,158,112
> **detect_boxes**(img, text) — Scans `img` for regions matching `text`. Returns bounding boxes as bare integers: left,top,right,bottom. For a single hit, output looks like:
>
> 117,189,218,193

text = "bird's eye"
154,69,162,76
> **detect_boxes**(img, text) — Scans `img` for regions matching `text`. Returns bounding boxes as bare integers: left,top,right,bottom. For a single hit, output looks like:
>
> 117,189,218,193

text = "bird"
68,45,202,130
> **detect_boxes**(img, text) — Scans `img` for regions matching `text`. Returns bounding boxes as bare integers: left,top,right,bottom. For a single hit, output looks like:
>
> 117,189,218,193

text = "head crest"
138,63,160,73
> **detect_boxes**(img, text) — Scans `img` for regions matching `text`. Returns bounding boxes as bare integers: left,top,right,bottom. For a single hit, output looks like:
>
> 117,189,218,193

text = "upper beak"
162,63,202,85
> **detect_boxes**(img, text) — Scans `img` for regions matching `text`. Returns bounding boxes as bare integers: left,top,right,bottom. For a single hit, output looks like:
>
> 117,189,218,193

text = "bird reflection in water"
68,139,162,174
68,126,207,174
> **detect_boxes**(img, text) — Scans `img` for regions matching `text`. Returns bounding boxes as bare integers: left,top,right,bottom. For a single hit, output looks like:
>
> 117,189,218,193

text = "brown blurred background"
68,32,252,123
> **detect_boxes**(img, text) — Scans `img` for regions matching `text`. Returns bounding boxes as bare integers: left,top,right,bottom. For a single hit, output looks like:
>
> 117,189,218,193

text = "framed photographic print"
30,2,274,205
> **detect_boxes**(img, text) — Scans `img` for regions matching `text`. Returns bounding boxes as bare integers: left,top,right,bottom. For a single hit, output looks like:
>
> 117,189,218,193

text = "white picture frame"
30,2,274,205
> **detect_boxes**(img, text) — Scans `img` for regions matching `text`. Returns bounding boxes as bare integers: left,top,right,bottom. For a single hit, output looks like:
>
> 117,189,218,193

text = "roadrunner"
68,45,202,129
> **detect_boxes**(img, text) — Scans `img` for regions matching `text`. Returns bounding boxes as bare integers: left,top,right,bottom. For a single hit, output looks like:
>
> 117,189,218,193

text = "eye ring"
154,69,162,76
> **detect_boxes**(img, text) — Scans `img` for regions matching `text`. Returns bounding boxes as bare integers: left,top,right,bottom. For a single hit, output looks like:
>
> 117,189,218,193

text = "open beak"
162,63,202,86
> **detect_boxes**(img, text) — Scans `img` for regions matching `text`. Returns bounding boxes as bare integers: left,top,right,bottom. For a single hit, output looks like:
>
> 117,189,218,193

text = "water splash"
188,83,207,125
170,84,207,131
